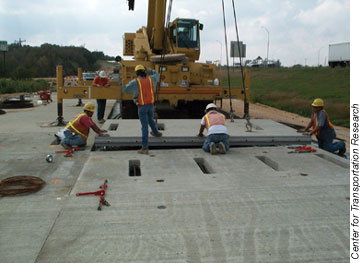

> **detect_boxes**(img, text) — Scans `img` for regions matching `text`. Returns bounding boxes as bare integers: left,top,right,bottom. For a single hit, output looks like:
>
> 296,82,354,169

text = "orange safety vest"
66,113,90,141
204,110,226,129
136,77,154,105
312,110,334,135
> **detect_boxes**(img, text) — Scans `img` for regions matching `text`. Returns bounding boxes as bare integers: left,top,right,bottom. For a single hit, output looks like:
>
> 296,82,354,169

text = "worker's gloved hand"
99,132,110,137
101,129,108,133
197,133,204,137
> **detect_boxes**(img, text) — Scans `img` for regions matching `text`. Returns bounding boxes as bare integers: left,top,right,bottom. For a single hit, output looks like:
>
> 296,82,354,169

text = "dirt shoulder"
219,99,350,152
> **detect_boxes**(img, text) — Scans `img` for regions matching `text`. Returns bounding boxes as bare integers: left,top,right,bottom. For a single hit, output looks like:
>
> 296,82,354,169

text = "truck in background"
328,42,350,67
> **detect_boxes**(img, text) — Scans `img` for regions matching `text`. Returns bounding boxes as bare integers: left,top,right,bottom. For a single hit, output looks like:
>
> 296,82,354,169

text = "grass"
0,79,51,95
220,67,350,127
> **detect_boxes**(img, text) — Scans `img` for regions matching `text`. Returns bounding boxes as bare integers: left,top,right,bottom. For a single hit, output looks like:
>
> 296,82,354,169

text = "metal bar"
94,135,311,149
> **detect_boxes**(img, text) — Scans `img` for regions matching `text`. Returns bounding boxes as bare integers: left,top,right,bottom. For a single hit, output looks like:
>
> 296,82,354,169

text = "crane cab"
169,18,203,62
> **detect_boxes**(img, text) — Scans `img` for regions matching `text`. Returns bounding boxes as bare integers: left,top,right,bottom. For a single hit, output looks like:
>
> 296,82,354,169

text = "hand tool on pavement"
38,90,52,103
288,145,317,153
76,180,110,211
55,146,81,157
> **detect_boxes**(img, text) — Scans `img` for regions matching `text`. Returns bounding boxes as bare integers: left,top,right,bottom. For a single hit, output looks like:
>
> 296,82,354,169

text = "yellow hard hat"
135,64,145,72
311,98,324,107
83,102,95,112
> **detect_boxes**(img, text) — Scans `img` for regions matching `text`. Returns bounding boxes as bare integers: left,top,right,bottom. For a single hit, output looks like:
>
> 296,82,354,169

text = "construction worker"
92,70,110,124
197,103,229,154
303,98,346,156
61,102,109,149
178,27,193,48
122,65,162,154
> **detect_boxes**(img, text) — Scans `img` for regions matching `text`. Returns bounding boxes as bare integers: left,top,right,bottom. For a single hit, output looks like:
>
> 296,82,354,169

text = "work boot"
218,142,226,154
61,143,72,150
75,99,84,106
98,119,105,124
338,144,346,157
137,148,149,154
150,131,162,137
210,142,217,155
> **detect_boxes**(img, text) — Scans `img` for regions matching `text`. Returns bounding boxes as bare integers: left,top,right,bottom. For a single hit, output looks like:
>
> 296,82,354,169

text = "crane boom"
120,0,251,118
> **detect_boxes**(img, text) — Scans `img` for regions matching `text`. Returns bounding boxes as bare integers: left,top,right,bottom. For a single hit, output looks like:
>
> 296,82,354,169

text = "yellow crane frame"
55,64,250,124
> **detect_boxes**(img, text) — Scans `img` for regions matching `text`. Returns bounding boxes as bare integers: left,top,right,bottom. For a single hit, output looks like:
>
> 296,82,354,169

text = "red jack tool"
38,90,52,103
56,146,80,157
288,145,317,153
76,180,110,210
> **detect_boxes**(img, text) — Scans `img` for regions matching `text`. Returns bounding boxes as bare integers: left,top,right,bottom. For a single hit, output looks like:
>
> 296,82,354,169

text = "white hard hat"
205,103,217,111
99,70,106,78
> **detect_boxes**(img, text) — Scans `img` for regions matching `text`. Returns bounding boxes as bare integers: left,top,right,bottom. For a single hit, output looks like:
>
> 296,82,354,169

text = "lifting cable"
231,0,250,120
154,0,173,122
221,0,234,122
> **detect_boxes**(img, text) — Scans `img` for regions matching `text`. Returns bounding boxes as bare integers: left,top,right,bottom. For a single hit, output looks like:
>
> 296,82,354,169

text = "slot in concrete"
315,154,349,169
194,158,213,174
109,123,119,131
129,160,141,176
157,123,165,130
256,156,281,171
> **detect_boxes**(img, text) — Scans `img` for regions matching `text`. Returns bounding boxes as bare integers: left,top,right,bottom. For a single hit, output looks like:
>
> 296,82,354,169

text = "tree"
1,44,115,79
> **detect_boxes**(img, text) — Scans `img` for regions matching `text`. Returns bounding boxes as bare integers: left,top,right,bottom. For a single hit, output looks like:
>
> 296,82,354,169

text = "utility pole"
261,26,269,67
15,38,26,46
0,41,8,77
216,40,222,66
317,47,324,67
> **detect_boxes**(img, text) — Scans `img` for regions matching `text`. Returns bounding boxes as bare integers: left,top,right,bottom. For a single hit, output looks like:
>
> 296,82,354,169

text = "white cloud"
0,0,350,67
295,0,348,26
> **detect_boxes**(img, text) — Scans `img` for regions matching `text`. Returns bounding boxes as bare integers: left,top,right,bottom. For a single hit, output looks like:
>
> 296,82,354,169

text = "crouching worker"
303,98,346,156
197,103,229,154
61,102,109,149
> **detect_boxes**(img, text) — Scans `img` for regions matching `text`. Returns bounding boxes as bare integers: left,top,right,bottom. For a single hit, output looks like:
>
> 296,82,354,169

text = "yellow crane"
120,0,249,118
55,0,249,122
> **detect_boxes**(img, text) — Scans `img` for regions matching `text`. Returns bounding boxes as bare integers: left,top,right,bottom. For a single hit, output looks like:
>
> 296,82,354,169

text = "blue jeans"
202,134,230,152
317,136,346,154
96,99,107,120
61,129,86,147
138,104,160,148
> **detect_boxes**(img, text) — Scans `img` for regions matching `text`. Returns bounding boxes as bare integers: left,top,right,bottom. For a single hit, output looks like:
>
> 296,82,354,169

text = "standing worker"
197,103,229,154
61,102,109,149
123,65,162,154
92,70,110,124
303,98,346,156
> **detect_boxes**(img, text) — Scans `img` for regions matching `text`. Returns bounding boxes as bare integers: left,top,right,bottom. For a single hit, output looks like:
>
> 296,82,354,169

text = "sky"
0,0,351,67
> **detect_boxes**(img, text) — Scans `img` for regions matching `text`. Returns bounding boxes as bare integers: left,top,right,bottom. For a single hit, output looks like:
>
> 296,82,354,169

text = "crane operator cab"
169,18,203,62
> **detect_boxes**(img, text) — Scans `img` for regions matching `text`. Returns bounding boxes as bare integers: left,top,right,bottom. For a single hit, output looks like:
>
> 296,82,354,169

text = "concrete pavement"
0,95,350,262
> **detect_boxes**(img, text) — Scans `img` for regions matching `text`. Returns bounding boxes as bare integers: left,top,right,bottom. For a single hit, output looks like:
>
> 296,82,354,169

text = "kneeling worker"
197,103,229,154
61,102,109,149
303,98,346,156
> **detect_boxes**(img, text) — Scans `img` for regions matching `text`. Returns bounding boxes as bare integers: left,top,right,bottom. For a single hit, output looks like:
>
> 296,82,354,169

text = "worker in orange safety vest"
303,98,346,156
123,65,162,154
61,102,109,149
197,103,229,154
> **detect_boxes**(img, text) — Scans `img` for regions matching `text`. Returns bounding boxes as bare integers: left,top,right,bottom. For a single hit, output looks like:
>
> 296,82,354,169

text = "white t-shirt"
201,117,228,136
